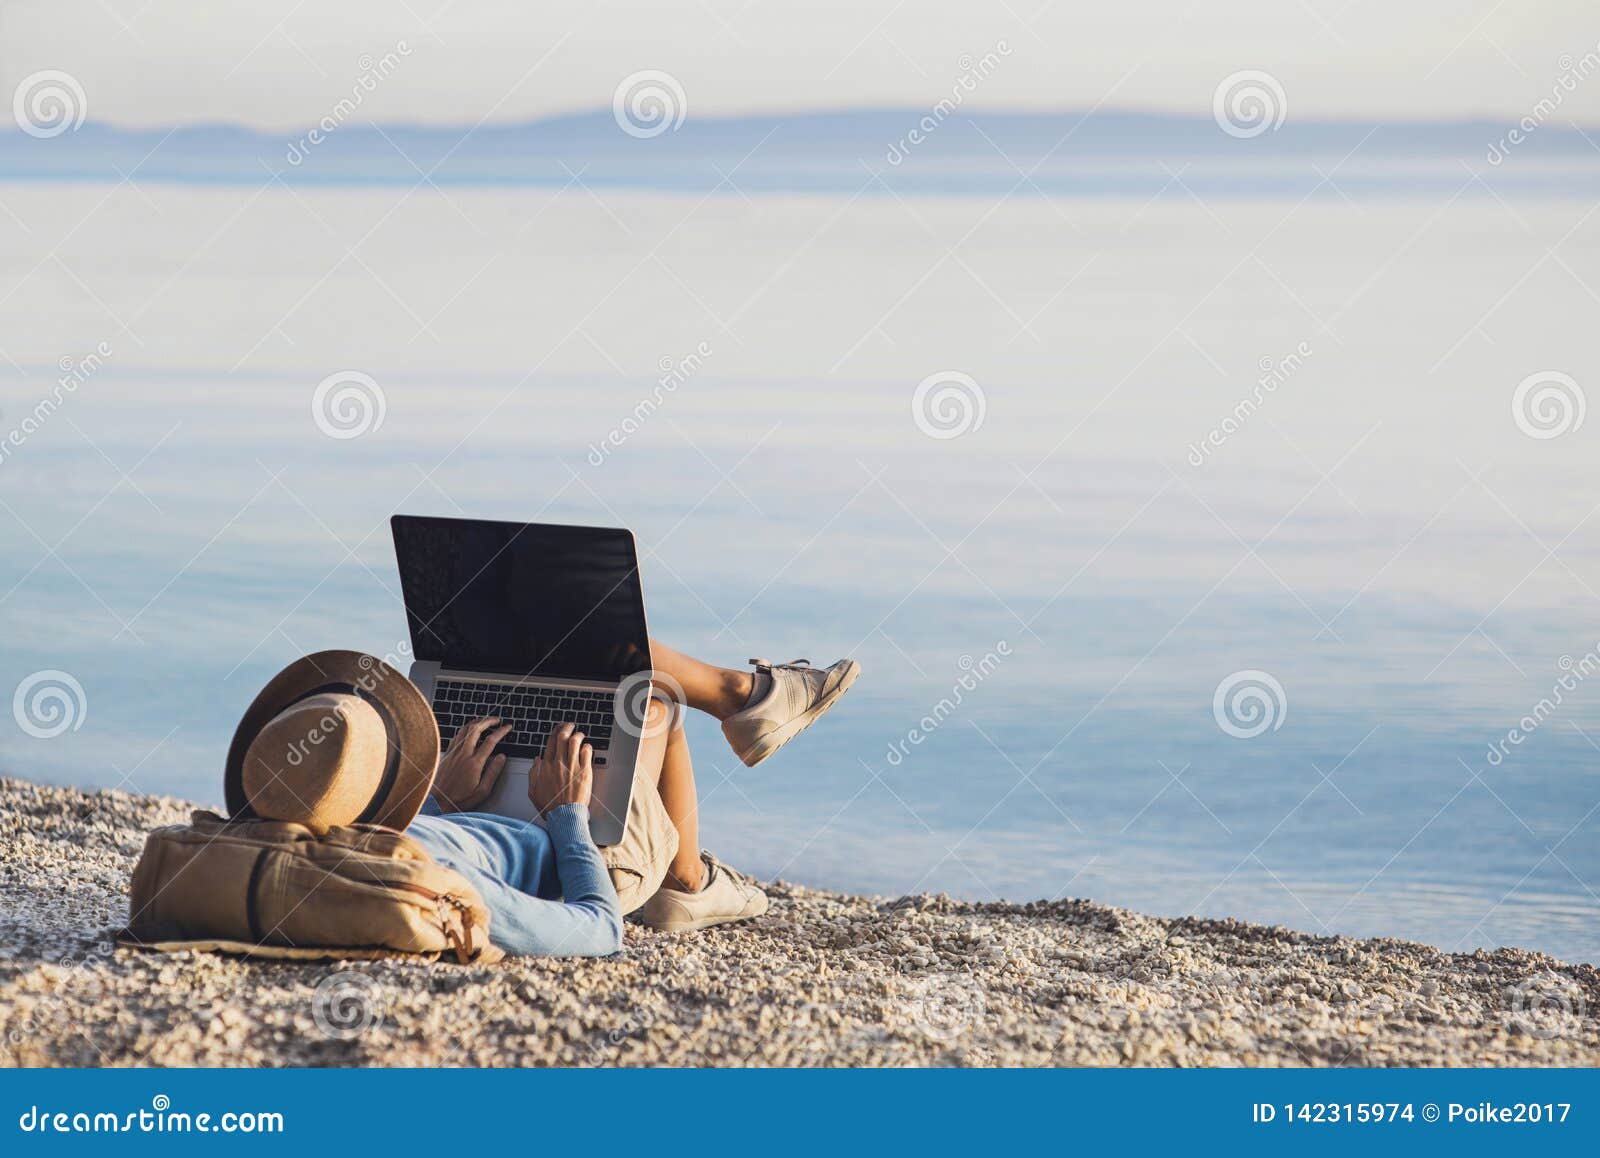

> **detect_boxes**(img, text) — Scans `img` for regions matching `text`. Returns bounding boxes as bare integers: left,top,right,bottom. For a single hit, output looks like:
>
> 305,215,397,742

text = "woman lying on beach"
404,645,860,957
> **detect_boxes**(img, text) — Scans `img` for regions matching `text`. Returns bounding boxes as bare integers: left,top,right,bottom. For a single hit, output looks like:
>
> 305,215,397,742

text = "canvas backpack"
123,810,503,964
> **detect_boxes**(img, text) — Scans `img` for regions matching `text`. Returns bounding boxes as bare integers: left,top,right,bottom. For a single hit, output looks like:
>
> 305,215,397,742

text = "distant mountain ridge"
1,108,1592,196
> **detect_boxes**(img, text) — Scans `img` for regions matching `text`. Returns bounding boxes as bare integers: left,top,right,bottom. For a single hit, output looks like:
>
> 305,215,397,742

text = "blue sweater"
406,802,623,958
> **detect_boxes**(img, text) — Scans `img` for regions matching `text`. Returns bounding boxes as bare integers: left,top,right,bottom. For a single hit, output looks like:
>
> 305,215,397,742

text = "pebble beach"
1,777,1595,1067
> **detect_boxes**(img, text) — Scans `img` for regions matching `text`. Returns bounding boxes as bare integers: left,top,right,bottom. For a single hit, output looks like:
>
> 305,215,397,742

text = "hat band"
280,681,402,824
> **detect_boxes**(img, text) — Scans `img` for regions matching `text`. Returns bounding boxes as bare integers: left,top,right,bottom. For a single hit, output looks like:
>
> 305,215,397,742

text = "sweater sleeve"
447,805,623,958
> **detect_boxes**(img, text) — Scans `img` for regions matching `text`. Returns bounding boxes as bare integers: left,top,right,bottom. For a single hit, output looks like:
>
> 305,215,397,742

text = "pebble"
1,777,1594,1067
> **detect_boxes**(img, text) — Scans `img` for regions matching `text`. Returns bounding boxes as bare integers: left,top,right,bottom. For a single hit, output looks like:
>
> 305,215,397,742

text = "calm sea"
3,115,1597,961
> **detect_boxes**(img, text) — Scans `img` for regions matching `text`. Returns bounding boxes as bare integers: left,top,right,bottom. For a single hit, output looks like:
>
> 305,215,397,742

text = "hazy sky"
2,0,1598,129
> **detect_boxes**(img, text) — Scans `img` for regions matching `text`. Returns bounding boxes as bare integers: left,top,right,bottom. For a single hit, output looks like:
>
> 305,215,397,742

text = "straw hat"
224,650,439,831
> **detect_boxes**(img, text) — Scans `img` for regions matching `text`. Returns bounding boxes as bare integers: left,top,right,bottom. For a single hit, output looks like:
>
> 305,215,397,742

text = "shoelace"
702,851,755,896
749,657,811,672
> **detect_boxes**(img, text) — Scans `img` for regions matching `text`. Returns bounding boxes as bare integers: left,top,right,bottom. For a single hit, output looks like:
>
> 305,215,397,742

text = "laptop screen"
391,516,650,683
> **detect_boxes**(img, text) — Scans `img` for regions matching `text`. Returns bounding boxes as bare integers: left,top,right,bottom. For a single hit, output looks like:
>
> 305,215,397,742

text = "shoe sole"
734,660,861,768
643,893,771,934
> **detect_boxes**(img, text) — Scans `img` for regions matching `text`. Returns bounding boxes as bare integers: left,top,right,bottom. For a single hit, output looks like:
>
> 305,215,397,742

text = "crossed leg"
646,639,860,768
618,640,858,927
632,700,705,892
647,638,752,720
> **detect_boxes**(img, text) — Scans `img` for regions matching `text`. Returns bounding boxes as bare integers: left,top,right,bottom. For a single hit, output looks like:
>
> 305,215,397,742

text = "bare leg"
650,638,752,720
633,700,771,931
647,639,858,773
627,698,705,894
657,718,706,891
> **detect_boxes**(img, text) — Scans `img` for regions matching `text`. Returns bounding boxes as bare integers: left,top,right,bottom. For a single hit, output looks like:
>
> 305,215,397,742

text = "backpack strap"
244,849,273,943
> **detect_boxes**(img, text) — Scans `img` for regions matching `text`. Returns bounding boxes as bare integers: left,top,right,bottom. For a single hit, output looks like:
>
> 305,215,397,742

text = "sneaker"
721,657,861,767
640,852,770,933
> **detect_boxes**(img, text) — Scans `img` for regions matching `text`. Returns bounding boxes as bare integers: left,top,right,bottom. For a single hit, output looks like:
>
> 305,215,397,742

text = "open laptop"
390,515,652,846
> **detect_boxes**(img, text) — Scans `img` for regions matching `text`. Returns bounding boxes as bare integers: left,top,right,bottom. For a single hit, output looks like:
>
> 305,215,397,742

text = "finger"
468,753,508,806
460,717,501,747
544,722,574,760
577,744,594,801
544,719,576,764
566,727,586,765
471,725,513,773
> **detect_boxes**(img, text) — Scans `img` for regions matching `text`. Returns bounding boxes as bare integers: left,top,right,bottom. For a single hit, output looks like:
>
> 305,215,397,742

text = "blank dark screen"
392,516,650,681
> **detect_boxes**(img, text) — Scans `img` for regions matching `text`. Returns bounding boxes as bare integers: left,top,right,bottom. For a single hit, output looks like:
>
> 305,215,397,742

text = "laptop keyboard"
432,679,615,765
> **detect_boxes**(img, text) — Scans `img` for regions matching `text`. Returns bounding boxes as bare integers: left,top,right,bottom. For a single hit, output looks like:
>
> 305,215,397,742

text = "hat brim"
225,650,439,831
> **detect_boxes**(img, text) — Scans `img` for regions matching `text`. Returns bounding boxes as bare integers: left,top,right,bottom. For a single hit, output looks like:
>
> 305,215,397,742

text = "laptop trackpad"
478,762,628,847
480,762,540,822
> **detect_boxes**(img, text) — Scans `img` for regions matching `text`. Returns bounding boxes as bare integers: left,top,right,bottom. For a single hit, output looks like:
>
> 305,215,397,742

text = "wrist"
543,802,593,844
